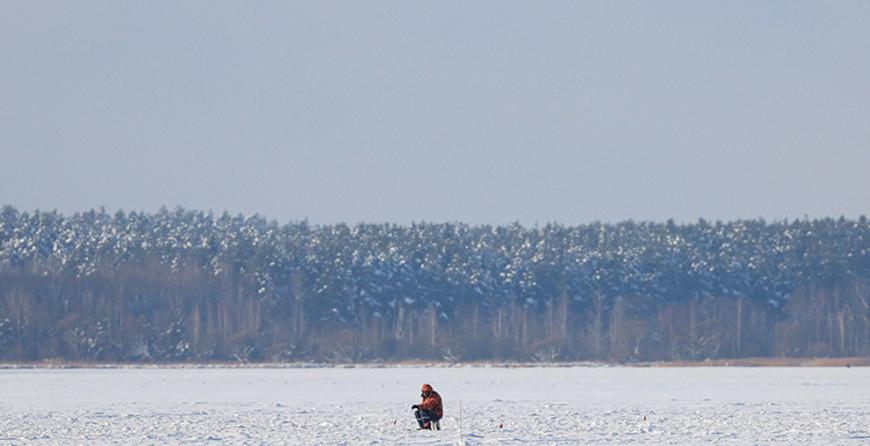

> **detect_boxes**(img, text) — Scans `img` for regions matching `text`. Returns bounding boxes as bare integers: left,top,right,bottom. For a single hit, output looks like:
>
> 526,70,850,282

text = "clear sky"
2,2,869,226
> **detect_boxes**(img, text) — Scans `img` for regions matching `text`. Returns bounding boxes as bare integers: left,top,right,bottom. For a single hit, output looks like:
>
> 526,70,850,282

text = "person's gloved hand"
411,404,419,410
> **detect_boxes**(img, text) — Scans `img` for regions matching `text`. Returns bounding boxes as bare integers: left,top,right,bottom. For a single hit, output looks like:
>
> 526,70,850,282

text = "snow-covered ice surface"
0,366,867,445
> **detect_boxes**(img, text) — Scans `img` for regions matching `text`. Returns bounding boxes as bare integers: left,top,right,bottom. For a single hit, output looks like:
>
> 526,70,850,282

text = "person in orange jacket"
411,383,442,430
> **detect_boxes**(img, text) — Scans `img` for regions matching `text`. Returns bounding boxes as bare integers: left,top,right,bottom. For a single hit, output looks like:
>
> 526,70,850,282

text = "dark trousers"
414,409,440,429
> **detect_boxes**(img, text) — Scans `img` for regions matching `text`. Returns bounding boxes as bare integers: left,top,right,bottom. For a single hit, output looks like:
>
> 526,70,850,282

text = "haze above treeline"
0,205,867,363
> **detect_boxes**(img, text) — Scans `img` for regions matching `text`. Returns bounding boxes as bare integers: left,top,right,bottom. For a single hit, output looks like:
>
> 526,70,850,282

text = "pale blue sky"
2,2,869,225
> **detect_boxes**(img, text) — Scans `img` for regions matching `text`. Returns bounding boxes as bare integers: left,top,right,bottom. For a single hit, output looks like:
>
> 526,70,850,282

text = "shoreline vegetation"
1,356,868,369
2,206,869,363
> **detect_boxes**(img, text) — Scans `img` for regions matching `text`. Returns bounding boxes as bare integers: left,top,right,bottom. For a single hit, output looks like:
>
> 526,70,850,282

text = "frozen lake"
0,365,867,445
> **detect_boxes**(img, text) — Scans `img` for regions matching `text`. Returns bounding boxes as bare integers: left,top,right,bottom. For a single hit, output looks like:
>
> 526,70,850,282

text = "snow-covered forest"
0,206,867,363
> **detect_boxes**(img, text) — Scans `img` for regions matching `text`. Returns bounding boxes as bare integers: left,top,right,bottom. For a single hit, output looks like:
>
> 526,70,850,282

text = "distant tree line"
0,205,867,363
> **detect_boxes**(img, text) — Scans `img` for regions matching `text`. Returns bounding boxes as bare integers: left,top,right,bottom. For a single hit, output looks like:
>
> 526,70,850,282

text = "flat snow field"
0,366,867,445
